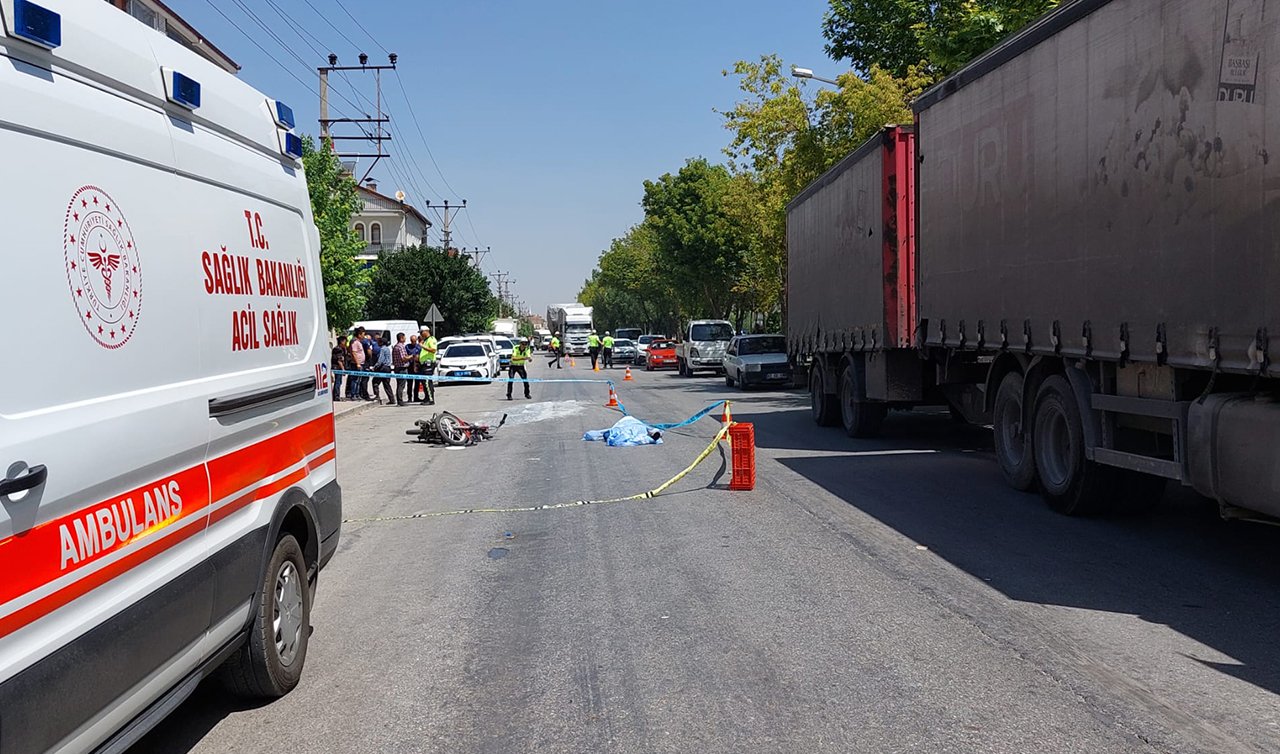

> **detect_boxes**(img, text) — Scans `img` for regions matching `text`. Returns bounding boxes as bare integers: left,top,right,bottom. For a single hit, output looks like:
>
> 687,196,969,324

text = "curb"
333,399,380,422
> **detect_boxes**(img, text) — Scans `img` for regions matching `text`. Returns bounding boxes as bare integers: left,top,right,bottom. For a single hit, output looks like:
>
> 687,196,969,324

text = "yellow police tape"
341,422,733,525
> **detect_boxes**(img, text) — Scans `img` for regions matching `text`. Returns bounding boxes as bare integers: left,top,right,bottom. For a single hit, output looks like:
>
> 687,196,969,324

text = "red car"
645,341,677,370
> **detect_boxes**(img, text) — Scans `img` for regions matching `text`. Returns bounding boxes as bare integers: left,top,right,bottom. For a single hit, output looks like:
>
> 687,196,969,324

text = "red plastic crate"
728,423,755,491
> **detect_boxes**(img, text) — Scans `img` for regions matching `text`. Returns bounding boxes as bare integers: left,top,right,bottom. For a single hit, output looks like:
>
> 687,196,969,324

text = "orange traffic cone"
623,366,633,381
594,361,600,372
604,386,620,408
570,357,576,368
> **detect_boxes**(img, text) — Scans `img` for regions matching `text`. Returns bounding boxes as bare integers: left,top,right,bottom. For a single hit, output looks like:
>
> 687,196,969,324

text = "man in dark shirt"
331,335,349,401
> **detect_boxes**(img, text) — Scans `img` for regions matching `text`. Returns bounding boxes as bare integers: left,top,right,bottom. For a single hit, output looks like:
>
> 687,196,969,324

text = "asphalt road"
135,357,1280,753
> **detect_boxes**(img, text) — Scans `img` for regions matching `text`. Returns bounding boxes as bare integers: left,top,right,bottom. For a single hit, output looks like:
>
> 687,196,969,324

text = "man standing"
392,332,412,406
507,337,533,400
418,327,438,405
601,331,615,369
371,335,395,404
406,334,421,400
349,327,368,400
548,332,562,369
331,335,349,401
588,330,601,370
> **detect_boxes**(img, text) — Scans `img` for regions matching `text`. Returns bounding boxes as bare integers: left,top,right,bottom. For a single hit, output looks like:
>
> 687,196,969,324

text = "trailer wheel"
810,369,839,427
1032,375,1115,515
840,365,885,438
993,372,1037,491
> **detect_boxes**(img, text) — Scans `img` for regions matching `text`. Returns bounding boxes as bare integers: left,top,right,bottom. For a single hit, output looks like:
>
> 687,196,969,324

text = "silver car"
611,338,638,364
722,335,791,389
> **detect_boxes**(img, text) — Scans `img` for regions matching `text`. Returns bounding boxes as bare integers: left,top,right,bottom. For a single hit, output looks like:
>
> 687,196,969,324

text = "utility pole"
424,200,467,255
319,52,397,183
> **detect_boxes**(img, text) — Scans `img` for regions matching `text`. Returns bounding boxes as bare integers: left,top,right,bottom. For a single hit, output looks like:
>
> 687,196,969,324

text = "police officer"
601,331,615,369
548,331,563,369
417,327,438,405
507,337,533,400
587,330,601,370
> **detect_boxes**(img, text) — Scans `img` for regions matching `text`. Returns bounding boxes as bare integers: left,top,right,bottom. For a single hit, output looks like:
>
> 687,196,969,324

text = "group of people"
333,326,540,404
544,330,618,370
332,325,439,406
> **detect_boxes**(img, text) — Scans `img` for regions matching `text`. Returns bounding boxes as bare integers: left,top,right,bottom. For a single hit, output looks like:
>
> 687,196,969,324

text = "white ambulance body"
0,1,341,751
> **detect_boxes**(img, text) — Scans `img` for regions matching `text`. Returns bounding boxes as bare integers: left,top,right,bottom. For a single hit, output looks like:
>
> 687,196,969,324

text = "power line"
391,70,461,199
331,0,389,54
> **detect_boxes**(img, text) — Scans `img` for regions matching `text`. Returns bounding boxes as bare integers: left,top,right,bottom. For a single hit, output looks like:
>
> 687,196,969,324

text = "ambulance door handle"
0,464,47,496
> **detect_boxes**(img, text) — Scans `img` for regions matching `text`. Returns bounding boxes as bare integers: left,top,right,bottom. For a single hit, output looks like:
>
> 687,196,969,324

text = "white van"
0,2,341,752
349,319,421,344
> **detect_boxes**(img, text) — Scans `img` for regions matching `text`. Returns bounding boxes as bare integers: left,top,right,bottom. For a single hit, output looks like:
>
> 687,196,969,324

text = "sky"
169,0,835,315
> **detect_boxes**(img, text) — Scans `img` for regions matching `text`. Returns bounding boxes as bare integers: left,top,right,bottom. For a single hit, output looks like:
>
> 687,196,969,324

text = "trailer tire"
993,372,1037,491
810,369,839,427
1032,375,1115,515
840,365,885,438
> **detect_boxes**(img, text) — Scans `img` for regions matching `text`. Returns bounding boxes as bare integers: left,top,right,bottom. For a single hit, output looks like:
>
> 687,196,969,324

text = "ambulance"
0,1,341,751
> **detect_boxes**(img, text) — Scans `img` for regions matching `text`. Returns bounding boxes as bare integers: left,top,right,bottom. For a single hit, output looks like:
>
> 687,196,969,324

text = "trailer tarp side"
917,0,1278,376
788,127,915,355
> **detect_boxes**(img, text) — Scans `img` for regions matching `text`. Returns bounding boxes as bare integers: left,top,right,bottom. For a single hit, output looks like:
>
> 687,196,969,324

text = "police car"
0,2,341,751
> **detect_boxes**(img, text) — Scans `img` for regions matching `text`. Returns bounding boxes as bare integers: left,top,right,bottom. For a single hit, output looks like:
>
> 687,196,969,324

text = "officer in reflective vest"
588,331,601,370
508,338,533,400
601,331,615,369
417,327,437,405
548,332,562,369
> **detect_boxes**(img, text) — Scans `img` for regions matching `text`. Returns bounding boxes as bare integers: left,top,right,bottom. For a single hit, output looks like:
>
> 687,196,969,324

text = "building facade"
353,182,432,265
106,0,240,74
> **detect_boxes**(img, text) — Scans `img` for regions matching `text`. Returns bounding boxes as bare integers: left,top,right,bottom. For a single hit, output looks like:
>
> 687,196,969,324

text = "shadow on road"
736,398,1280,699
130,681,272,754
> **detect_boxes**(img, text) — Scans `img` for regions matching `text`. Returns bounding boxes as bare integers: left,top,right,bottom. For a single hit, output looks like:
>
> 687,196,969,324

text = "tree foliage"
579,222,680,335
364,246,497,336
822,0,1059,79
301,136,369,332
641,159,750,319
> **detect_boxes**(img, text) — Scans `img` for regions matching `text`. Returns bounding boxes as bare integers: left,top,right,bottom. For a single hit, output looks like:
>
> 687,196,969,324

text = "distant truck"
676,319,735,377
615,328,642,342
788,0,1280,521
547,303,594,355
491,318,519,339
535,328,552,349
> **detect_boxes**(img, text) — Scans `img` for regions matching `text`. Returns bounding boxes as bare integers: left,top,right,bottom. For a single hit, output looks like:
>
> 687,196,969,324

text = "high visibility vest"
511,346,532,365
588,335,600,348
419,336,437,363
550,337,560,349
602,336,614,348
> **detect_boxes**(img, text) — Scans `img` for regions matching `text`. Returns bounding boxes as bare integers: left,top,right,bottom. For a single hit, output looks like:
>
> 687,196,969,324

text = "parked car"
437,336,500,376
635,334,665,364
437,344,496,382
723,334,791,389
645,340,678,370
493,338,515,368
612,338,638,364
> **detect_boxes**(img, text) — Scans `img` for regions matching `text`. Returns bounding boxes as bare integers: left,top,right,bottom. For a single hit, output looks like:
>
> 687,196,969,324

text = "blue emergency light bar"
281,131,303,160
166,69,201,110
273,100,296,130
12,0,61,49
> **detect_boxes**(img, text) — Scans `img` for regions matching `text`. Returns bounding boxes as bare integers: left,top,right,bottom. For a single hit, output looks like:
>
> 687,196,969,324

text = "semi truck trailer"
788,0,1280,521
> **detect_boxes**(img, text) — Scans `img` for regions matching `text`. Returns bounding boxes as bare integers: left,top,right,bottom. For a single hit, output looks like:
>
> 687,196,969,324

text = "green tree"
822,0,1059,79
579,222,680,333
364,246,497,335
302,136,369,332
641,159,749,319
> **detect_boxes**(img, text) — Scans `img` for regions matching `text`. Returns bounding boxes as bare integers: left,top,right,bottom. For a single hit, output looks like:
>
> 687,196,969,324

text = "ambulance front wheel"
220,534,311,698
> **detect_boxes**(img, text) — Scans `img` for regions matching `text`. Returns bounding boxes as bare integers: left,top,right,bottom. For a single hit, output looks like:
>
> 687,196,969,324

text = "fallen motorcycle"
406,411,507,446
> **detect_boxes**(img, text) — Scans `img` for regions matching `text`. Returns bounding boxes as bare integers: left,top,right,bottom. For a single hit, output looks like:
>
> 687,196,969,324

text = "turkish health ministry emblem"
64,186,142,349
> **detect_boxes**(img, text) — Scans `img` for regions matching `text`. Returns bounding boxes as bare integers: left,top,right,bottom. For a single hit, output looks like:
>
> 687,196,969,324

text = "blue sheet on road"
583,416,664,446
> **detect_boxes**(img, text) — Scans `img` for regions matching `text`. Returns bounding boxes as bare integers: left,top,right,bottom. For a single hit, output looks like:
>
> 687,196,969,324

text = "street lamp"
791,65,840,86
